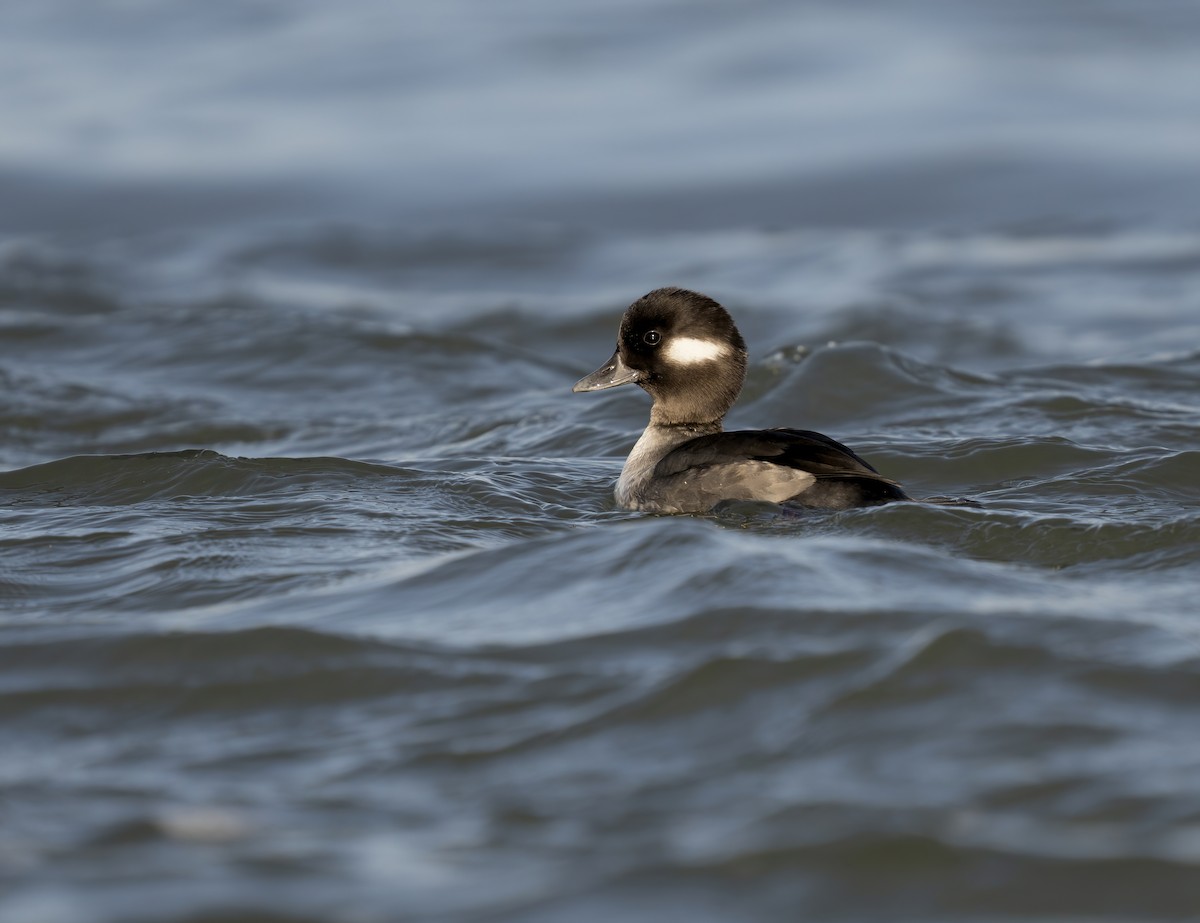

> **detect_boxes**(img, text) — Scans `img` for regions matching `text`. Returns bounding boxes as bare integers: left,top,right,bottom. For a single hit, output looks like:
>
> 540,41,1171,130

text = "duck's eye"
642,330,662,347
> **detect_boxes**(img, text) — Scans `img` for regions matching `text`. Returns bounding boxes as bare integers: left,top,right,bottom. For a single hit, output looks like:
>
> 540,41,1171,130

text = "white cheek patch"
664,336,728,365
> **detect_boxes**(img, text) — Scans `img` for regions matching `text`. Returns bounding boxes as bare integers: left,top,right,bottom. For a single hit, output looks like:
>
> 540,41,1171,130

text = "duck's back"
641,428,909,513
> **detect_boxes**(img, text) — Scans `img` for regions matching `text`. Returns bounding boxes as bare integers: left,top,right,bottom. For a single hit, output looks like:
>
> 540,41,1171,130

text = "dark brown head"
573,287,748,426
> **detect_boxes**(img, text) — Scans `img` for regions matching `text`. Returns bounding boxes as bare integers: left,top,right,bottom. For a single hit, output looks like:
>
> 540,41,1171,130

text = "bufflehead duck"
573,287,910,513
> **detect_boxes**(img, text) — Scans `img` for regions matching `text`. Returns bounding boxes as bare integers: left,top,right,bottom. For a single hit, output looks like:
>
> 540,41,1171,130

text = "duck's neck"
615,418,723,509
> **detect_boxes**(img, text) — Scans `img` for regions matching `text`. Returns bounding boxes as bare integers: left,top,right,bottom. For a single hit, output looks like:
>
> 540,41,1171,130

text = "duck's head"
573,287,748,426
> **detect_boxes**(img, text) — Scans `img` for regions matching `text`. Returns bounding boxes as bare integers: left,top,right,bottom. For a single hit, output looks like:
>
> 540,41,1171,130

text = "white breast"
614,424,706,510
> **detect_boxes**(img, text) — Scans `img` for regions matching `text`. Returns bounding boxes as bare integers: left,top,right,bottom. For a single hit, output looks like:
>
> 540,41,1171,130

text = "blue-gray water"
3,2,1200,922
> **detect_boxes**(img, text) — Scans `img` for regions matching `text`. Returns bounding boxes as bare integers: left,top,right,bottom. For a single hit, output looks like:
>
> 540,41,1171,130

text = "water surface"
2,2,1200,921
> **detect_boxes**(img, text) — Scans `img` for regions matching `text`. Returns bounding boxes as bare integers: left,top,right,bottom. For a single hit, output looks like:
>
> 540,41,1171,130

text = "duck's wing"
655,429,884,478
653,428,909,508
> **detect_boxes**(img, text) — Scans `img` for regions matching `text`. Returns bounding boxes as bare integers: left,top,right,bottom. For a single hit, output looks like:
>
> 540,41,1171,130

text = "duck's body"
615,425,907,514
574,287,909,514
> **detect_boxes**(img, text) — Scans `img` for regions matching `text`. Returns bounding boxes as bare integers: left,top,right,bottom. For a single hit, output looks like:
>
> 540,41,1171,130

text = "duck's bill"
572,350,639,392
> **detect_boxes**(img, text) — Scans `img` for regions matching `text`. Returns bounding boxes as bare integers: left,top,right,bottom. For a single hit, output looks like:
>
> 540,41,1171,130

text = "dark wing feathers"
655,429,876,479
750,428,886,477
653,428,909,506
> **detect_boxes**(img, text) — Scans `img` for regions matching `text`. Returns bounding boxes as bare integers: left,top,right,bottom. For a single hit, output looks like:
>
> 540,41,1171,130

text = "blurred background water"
2,2,1200,921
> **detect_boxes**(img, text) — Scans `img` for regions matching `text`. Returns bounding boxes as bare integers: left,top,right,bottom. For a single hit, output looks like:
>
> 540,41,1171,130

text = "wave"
0,449,412,505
